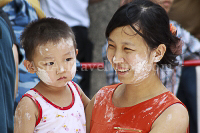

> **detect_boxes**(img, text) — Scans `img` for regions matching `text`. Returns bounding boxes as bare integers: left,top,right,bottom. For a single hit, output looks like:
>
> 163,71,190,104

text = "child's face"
32,38,77,87
107,26,156,85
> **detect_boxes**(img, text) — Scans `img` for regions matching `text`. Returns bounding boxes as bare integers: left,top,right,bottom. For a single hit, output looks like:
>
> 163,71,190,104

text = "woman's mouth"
116,69,130,75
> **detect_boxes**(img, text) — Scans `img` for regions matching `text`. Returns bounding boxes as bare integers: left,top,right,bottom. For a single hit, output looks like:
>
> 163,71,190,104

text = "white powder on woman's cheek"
130,54,152,83
113,56,116,62
36,67,52,85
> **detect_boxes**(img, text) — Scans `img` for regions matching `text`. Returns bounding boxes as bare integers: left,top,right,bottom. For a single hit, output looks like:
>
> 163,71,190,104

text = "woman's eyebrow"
107,37,114,42
122,42,135,46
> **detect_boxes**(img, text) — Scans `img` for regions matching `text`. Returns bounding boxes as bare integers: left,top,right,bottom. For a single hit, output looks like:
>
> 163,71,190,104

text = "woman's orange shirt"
90,83,188,133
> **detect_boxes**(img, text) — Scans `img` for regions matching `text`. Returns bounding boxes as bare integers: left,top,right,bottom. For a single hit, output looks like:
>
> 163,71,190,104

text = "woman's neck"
115,71,168,107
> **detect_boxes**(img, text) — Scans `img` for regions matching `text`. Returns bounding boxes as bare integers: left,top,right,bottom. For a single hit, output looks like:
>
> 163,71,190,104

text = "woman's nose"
112,55,124,64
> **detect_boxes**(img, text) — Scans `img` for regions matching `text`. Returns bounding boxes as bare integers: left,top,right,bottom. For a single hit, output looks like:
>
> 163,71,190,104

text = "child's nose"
56,65,66,74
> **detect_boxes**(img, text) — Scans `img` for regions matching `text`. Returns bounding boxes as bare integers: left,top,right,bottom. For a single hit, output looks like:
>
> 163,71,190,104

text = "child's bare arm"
86,95,96,133
14,97,38,133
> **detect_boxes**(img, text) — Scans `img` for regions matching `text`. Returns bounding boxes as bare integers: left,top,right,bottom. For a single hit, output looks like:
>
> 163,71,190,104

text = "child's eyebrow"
63,51,73,56
43,56,54,60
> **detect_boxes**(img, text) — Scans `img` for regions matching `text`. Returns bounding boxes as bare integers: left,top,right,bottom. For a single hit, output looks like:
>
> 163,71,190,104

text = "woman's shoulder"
151,103,189,133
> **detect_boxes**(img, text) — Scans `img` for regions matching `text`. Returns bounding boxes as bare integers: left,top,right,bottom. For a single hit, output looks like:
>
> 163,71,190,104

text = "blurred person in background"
168,0,200,132
0,16,16,133
169,0,200,40
0,0,46,109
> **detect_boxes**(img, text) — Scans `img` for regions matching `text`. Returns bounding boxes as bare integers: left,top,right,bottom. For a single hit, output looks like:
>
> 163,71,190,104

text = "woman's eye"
46,62,54,66
124,47,134,51
108,44,115,48
65,58,72,61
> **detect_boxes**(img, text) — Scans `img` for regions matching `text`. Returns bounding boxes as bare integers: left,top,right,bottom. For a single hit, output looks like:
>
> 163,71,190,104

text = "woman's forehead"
109,26,145,43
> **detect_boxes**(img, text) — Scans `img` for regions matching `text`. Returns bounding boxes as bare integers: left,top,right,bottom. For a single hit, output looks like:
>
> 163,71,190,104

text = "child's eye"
65,58,72,61
46,62,54,66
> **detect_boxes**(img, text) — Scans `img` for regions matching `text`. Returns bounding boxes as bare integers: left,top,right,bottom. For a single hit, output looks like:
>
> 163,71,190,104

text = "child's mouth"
57,76,67,80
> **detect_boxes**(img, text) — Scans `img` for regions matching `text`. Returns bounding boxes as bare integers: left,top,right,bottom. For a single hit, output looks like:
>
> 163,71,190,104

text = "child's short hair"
21,18,76,61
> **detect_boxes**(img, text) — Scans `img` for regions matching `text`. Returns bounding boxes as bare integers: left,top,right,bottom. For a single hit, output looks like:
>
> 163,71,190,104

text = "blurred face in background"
120,0,174,13
152,0,174,13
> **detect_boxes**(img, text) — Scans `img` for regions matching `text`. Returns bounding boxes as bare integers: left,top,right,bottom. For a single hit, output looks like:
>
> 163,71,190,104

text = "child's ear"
76,49,78,56
24,60,36,74
153,44,166,63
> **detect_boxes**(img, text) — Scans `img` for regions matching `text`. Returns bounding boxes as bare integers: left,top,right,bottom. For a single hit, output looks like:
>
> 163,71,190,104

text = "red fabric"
90,83,188,133
30,87,75,110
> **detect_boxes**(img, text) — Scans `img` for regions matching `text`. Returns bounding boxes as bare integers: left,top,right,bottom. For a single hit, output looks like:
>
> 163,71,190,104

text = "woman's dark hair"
21,17,76,61
106,0,182,68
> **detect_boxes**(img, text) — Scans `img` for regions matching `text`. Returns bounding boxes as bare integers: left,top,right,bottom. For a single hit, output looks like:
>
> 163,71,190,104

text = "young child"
86,0,189,133
14,18,90,133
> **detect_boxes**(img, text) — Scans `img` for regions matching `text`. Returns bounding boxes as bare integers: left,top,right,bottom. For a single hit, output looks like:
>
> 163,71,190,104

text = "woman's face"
107,26,157,85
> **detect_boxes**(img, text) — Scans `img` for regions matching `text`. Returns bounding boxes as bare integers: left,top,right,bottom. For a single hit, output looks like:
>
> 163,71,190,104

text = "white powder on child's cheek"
45,48,48,51
36,67,52,85
71,61,76,78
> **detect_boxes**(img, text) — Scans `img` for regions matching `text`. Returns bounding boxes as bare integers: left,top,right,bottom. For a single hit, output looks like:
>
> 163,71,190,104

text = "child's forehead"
38,38,74,49
35,38,75,56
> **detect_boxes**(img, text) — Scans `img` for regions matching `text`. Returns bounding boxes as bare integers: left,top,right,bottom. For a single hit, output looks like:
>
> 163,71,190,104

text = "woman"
86,0,189,133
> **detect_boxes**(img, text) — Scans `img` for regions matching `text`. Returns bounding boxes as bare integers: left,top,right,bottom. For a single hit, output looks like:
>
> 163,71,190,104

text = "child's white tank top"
23,81,86,133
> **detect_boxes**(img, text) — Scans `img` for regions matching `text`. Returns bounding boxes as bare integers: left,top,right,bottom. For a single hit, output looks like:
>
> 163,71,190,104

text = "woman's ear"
153,44,166,63
24,60,36,74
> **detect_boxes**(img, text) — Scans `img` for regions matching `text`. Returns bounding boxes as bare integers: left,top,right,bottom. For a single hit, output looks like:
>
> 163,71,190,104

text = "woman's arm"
74,82,90,109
